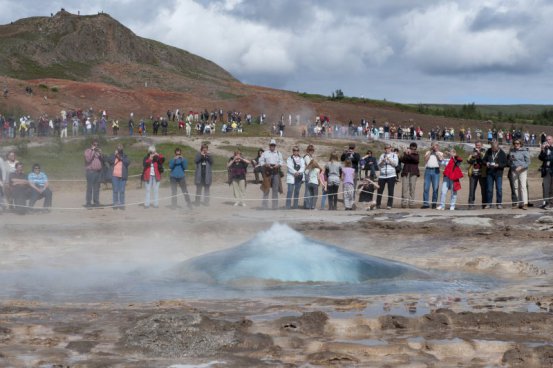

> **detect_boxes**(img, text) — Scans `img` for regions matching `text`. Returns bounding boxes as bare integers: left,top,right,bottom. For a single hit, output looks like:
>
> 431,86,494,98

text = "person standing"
251,148,264,184
304,159,322,209
509,139,530,210
400,142,420,208
27,163,53,212
437,149,463,210
107,144,130,210
375,144,399,209
194,143,213,206
227,150,250,207
302,144,315,208
84,139,103,208
341,143,361,187
259,139,284,209
169,147,193,209
421,142,443,209
538,135,553,209
483,141,508,209
467,141,487,209
325,151,342,210
342,159,356,210
142,145,164,208
285,146,305,209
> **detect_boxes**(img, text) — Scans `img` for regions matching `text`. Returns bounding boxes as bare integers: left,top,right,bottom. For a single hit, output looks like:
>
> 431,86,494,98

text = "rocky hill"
0,11,544,136
0,10,235,90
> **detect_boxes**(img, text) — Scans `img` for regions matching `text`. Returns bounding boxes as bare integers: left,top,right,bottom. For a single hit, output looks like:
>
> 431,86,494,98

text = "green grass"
4,136,231,180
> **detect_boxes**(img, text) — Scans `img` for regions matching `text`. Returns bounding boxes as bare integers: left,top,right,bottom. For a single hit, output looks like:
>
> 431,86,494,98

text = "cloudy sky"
2,0,553,104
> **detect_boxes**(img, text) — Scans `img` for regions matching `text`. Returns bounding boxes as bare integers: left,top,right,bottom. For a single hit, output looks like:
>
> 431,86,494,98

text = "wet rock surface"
2,201,553,367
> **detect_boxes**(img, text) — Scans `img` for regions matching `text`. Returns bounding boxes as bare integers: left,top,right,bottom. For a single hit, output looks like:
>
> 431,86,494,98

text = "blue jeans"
112,177,127,207
423,168,440,207
486,172,503,204
286,179,302,209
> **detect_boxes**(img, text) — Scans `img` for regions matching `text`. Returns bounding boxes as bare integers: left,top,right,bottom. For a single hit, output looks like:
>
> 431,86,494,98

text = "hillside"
0,10,551,136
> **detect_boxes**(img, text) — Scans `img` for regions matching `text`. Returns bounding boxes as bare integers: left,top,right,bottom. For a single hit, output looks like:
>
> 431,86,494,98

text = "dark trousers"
376,177,396,208
195,183,211,205
327,183,339,210
171,177,191,206
29,188,52,208
507,168,518,204
86,170,101,205
468,175,487,208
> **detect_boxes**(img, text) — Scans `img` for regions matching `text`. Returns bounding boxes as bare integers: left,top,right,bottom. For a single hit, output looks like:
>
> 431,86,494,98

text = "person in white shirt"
421,142,444,209
259,139,284,209
375,144,398,209
285,146,305,209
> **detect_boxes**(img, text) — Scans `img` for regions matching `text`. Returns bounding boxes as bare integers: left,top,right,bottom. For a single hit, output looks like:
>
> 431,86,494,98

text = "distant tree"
330,89,344,100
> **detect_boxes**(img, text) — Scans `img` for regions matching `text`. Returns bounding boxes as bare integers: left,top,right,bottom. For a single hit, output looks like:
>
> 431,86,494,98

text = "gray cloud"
1,0,553,103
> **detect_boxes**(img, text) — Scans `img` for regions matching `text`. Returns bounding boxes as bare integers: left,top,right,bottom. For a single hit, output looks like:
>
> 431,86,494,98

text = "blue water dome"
176,223,429,285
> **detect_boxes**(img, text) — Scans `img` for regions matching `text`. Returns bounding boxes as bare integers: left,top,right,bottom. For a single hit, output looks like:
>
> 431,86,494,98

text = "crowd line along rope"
5,183,551,212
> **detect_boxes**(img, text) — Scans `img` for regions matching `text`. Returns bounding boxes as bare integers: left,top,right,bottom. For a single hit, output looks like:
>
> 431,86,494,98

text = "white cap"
269,139,277,145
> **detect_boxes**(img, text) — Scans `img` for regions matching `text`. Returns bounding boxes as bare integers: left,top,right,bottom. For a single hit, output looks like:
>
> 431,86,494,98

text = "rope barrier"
4,183,552,212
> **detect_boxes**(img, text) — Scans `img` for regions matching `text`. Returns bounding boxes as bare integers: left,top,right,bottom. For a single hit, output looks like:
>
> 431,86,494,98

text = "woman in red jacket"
437,149,463,211
142,145,164,208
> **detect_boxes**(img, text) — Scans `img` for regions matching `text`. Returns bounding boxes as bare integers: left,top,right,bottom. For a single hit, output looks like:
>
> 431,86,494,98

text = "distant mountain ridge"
0,10,236,90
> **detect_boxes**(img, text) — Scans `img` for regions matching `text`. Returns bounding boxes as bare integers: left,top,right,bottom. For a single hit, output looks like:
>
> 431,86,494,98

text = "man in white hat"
259,139,284,209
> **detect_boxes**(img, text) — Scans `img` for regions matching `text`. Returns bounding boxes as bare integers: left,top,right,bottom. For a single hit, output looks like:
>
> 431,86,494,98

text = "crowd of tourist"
3,134,553,214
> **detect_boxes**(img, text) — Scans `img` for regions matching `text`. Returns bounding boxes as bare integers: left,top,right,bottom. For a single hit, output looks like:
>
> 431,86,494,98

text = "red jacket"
142,153,165,181
443,156,463,191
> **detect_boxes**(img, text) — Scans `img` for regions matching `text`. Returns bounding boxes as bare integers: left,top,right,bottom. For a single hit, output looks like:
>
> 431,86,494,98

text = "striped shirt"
28,171,48,188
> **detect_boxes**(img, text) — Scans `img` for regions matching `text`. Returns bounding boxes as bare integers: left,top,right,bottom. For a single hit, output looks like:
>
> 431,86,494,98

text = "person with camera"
467,141,487,209
361,150,378,180
400,142,420,209
538,135,553,209
509,139,530,210
142,145,164,208
107,144,130,210
251,148,264,184
421,142,444,209
483,140,508,209
436,149,463,210
194,143,213,206
285,146,305,209
375,144,399,209
340,144,361,189
259,139,284,209
169,147,193,209
84,139,104,208
227,150,250,207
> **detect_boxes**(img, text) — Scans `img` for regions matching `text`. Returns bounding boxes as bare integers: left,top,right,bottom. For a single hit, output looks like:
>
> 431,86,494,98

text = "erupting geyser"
176,223,429,284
